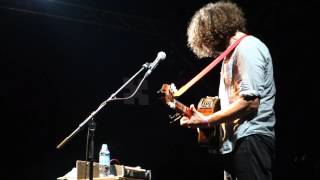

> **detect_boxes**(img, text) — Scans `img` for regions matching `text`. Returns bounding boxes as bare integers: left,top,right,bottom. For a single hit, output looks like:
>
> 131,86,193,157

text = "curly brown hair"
187,1,246,58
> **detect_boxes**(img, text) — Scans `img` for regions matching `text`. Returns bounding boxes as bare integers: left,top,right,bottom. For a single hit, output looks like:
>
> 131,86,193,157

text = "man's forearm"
207,96,259,124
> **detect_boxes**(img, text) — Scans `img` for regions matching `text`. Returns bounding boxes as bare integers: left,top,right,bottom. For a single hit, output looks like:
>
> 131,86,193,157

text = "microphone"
146,51,166,75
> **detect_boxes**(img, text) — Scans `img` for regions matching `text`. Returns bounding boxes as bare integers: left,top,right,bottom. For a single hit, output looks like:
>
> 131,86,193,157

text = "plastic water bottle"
99,144,110,177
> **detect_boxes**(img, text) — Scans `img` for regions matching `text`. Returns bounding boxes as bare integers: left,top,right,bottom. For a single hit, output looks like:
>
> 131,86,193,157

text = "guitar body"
196,96,220,148
159,84,221,150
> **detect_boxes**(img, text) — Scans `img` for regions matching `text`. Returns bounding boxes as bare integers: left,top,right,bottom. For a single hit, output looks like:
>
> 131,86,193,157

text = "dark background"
1,0,318,179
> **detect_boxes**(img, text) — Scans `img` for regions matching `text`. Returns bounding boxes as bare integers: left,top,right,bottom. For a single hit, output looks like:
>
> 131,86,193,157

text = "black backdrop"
1,0,318,179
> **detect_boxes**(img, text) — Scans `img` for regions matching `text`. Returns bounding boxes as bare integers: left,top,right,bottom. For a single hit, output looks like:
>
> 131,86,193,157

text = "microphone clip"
142,62,150,69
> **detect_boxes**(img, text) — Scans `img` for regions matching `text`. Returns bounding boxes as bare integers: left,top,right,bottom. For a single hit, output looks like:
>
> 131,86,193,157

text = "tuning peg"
169,113,179,119
174,115,182,121
169,113,182,124
169,83,178,94
169,115,181,124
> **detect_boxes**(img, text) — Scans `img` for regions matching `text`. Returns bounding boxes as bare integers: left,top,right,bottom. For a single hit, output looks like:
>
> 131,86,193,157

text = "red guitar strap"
174,34,248,97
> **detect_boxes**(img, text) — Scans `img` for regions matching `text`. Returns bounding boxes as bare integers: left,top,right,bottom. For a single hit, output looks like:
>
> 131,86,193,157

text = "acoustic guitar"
158,83,221,149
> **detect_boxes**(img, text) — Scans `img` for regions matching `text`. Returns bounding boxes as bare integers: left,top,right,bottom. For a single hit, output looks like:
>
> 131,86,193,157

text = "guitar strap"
174,34,249,97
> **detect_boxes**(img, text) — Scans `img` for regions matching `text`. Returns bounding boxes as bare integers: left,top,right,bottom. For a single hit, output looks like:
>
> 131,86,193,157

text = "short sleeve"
236,38,268,98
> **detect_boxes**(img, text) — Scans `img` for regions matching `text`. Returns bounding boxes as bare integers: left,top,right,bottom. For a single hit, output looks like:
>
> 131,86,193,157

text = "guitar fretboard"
174,100,192,118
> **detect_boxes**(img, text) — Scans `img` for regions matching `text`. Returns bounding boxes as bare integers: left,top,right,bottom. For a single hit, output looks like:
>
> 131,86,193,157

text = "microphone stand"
56,62,151,180
87,118,96,180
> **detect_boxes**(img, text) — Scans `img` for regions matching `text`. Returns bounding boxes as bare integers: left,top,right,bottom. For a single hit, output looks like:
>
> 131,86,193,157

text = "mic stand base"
86,119,96,180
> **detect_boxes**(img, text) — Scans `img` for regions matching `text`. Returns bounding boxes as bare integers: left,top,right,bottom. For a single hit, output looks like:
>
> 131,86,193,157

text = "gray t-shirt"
218,35,276,154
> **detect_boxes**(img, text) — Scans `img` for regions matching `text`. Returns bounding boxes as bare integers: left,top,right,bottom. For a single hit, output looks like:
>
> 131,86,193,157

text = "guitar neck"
174,100,193,118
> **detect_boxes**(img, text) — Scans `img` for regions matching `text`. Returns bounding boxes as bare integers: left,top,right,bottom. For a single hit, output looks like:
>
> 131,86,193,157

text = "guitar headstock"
158,83,181,123
158,83,177,108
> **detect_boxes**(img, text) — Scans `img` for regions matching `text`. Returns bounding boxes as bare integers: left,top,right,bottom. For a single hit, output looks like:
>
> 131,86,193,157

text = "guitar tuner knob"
169,112,179,119
169,113,182,124
168,114,175,119
174,115,182,121
169,115,181,124
169,83,178,94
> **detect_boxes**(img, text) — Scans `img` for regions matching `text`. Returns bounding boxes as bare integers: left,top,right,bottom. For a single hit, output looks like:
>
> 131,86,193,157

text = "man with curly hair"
180,1,276,180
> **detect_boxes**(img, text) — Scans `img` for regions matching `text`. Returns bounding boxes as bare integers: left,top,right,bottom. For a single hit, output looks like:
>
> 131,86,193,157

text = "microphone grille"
158,51,166,60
